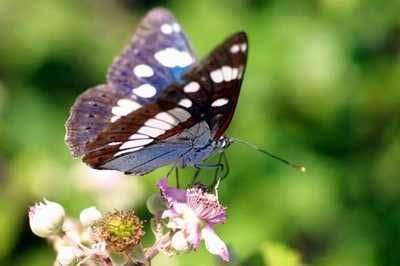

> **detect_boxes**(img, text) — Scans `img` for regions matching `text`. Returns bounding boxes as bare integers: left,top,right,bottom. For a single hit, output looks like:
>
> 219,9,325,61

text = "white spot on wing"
160,24,173,34
138,126,165,138
118,99,141,109
108,142,122,146
114,147,142,157
211,98,229,107
178,98,192,108
210,69,223,83
154,48,193,68
222,66,232,82
230,44,240,53
168,107,191,122
172,23,181,32
110,116,119,123
183,81,200,93
132,84,157,98
111,99,142,121
238,65,244,79
119,139,153,149
241,43,247,52
155,112,179,125
145,118,174,130
232,68,239,79
133,64,154,78
129,133,149,140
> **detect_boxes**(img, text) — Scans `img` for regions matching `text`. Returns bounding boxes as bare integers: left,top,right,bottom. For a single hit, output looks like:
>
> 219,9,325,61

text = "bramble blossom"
79,206,102,227
158,178,230,262
29,199,65,238
55,246,83,266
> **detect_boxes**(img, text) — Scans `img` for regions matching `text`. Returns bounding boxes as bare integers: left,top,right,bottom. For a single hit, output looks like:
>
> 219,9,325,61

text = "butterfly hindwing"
65,85,125,157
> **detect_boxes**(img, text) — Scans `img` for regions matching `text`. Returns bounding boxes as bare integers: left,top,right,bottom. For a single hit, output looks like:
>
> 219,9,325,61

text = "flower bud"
93,210,144,253
146,193,166,215
29,199,65,238
56,246,83,266
171,231,190,252
79,206,102,227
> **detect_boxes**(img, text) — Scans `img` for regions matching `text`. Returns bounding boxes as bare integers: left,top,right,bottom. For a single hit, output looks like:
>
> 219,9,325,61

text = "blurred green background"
1,0,400,265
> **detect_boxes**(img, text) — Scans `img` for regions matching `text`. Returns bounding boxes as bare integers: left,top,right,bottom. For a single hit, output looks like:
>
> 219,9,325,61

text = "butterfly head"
212,136,231,152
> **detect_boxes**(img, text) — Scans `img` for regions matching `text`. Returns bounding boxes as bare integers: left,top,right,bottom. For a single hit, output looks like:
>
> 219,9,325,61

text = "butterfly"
65,8,248,175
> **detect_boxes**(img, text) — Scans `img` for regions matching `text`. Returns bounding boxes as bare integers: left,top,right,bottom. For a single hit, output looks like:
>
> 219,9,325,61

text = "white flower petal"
56,246,83,266
29,199,65,238
79,206,102,227
201,226,230,262
161,209,178,219
171,230,190,251
166,217,186,229
186,218,201,249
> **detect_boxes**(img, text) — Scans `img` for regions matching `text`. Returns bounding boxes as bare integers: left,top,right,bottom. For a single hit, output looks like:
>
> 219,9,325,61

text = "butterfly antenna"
229,137,306,172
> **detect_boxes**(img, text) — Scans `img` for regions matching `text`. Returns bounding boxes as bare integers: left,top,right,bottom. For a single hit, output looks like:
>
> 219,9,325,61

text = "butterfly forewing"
107,8,196,101
181,32,248,139
65,8,195,157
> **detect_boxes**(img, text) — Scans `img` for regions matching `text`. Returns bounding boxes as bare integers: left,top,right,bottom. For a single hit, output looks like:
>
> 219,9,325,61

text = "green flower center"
93,210,144,253
107,216,137,239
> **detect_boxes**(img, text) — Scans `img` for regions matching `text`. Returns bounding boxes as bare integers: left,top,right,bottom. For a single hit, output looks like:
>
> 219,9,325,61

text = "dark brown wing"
182,31,248,139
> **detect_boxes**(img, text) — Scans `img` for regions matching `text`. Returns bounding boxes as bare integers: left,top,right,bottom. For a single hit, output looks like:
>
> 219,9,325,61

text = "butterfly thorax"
212,136,231,150
175,123,230,168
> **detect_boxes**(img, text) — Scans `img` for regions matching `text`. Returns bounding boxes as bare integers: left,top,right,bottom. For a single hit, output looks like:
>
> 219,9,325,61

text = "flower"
55,246,83,266
157,178,230,262
29,199,65,238
93,210,144,253
80,206,102,227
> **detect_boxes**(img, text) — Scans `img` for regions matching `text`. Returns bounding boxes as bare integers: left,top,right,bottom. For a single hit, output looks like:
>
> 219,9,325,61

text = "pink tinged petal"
171,230,190,251
157,178,187,205
172,202,191,214
208,213,227,225
186,218,201,249
166,217,186,229
186,188,226,225
161,209,178,219
201,226,230,262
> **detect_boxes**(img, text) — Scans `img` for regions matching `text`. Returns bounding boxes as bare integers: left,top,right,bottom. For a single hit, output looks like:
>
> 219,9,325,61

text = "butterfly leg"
210,152,230,199
194,162,224,173
166,164,176,177
214,152,230,199
175,167,180,189
190,168,202,186
221,152,230,180
210,152,224,187
166,164,181,188
194,161,224,193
